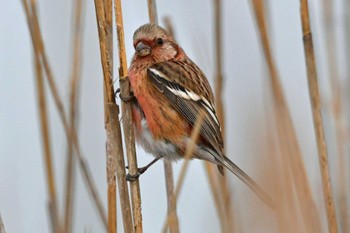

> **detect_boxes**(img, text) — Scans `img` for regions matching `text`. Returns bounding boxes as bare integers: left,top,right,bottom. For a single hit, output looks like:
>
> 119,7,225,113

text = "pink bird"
124,23,274,208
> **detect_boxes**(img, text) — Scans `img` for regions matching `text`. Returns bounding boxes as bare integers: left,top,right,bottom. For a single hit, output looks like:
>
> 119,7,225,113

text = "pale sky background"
0,0,348,232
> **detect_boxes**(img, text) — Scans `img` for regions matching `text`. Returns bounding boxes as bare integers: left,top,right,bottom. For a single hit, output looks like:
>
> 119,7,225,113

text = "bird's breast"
129,70,188,145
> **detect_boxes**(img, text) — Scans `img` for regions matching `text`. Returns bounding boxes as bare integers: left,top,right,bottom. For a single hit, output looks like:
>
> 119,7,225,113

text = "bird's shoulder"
149,58,215,104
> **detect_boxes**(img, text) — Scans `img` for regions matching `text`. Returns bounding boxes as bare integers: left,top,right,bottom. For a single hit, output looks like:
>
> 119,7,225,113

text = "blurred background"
0,0,349,232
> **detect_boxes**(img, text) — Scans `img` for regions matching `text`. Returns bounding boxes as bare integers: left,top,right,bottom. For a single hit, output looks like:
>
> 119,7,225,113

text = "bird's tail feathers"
207,149,276,210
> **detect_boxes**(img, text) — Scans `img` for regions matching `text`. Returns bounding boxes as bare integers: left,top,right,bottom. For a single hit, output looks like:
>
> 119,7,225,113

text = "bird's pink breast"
129,69,188,145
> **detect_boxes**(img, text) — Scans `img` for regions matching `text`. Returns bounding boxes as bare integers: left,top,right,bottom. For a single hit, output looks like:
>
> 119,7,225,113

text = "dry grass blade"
101,1,117,232
300,1,339,232
107,104,134,233
64,0,85,232
263,116,300,232
250,0,322,232
22,0,108,229
0,212,6,233
114,0,143,232
97,4,135,232
161,113,205,233
343,2,350,231
213,0,225,136
346,0,350,83
322,1,348,232
162,160,179,233
203,162,226,232
21,1,60,232
105,1,117,232
147,0,158,25
93,0,120,232
213,0,234,232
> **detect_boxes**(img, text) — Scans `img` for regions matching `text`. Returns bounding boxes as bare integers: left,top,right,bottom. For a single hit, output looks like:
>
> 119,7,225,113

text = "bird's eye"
156,38,164,45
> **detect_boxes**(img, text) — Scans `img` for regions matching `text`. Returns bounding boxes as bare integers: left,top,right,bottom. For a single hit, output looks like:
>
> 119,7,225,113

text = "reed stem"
0,213,5,233
213,1,234,232
250,0,321,231
64,0,85,232
114,0,143,232
300,1,339,232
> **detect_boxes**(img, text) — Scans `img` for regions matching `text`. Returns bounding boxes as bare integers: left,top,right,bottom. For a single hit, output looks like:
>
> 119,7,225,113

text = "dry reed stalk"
259,3,300,231
93,0,125,232
0,212,5,233
265,120,300,233
161,113,205,233
250,0,321,232
203,162,226,232
162,160,179,233
213,1,234,232
95,10,135,228
263,102,297,232
108,103,135,233
300,1,339,232
114,0,143,232
107,104,135,233
21,1,60,232
103,1,117,232
322,1,349,232
147,0,158,25
64,0,85,232
21,0,108,229
343,3,350,231
93,5,135,231
346,0,350,91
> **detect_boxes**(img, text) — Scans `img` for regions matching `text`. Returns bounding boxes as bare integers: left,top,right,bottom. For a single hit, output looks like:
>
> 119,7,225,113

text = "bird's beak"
135,41,151,57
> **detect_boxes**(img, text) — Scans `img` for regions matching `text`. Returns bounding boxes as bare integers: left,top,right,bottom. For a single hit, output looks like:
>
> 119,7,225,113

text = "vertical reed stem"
22,1,60,232
108,104,134,233
161,113,205,233
64,0,85,232
22,0,108,229
322,1,348,233
114,0,143,232
0,213,5,233
94,5,135,232
250,0,321,232
213,1,234,232
93,1,117,231
300,1,339,232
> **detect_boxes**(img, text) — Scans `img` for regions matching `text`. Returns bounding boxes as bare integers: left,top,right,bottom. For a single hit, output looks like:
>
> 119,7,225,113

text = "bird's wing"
147,60,223,154
148,61,276,209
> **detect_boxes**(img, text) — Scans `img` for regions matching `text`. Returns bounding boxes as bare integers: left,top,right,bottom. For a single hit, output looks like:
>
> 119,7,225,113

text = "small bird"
127,23,274,209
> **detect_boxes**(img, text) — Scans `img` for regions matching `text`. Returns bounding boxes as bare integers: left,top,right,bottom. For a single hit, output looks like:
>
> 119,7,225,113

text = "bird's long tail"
206,148,276,210
222,155,275,210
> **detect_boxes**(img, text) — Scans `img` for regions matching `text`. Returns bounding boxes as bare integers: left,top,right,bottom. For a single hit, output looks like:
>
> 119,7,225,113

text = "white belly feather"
137,119,182,161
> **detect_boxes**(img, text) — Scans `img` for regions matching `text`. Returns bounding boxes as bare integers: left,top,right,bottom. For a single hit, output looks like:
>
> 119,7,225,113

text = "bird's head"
132,24,182,63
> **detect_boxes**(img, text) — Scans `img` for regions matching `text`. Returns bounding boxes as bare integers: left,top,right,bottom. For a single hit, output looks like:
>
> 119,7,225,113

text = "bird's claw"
126,173,141,181
120,93,136,102
114,88,120,98
115,88,136,102
125,166,148,181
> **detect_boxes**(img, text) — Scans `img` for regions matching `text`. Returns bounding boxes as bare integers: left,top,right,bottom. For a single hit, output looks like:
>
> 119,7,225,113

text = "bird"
125,23,274,209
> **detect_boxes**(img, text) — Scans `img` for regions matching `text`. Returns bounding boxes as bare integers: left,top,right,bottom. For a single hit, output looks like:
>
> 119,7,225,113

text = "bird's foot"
125,157,162,181
114,87,136,103
125,166,148,181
